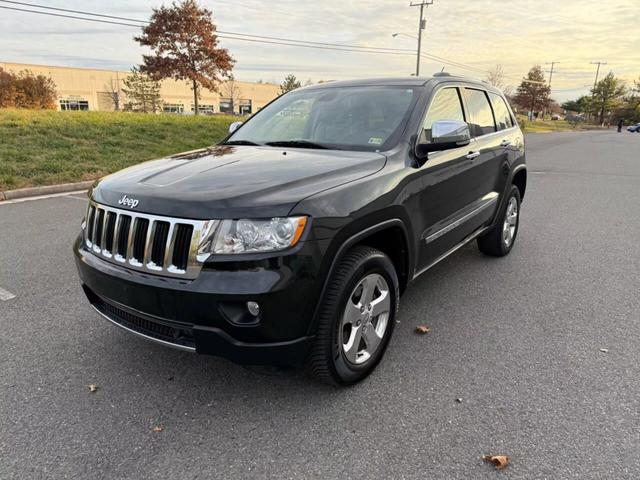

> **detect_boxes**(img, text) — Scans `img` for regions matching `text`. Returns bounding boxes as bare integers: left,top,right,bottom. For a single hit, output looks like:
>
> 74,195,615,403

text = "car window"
488,92,514,131
464,88,496,137
422,87,465,142
227,86,419,151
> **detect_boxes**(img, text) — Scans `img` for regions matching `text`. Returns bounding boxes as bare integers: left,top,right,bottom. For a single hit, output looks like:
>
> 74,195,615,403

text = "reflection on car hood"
92,145,387,219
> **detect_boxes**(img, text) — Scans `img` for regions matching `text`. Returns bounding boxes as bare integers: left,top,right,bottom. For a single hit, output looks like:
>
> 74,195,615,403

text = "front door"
415,85,502,271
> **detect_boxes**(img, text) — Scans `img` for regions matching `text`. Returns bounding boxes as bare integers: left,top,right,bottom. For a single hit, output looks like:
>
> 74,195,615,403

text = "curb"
1,180,95,201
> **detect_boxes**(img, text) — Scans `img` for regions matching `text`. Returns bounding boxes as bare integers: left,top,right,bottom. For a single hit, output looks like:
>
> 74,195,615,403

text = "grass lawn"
517,115,604,134
0,109,608,191
0,109,238,190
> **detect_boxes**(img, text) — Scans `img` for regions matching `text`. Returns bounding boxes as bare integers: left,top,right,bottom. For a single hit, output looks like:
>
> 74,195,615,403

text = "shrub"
0,67,57,109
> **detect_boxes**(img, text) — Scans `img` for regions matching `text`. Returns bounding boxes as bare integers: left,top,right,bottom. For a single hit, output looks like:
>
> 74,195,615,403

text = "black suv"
74,75,526,385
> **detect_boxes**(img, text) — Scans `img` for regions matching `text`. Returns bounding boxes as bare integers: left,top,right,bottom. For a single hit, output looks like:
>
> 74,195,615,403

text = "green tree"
591,72,627,125
280,74,301,94
135,0,234,115
122,67,163,113
562,95,593,115
629,76,640,121
513,65,551,117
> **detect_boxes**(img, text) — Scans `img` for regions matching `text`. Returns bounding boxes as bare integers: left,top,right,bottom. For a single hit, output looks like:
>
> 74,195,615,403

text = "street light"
392,32,420,77
392,32,419,41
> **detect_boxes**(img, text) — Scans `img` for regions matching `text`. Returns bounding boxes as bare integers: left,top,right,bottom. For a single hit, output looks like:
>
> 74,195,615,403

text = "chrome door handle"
500,139,512,147
466,151,481,160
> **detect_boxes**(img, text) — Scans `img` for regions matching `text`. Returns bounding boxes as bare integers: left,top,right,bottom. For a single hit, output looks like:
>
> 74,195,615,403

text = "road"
1,131,639,479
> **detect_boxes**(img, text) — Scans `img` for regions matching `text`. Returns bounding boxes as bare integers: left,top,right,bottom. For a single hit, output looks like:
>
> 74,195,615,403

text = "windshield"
225,85,419,151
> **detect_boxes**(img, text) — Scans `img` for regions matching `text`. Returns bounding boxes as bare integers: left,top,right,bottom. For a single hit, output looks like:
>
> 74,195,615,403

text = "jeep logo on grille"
118,195,139,209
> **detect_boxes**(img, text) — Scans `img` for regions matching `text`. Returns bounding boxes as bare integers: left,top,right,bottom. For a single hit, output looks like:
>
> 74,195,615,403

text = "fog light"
247,301,261,317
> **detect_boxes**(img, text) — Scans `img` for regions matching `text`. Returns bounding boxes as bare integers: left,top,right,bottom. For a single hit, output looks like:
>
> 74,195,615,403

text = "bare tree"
221,75,241,114
105,78,122,111
486,64,513,96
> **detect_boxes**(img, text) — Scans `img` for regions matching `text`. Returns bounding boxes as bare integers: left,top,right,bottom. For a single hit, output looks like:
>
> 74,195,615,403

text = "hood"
92,145,386,219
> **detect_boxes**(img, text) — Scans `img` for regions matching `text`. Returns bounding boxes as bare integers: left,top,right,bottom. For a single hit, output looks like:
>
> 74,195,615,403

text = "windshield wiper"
264,140,329,149
221,140,261,146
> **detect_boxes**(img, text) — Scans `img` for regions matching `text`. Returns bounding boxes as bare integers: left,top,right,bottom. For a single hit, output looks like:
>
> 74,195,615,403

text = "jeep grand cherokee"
74,74,526,385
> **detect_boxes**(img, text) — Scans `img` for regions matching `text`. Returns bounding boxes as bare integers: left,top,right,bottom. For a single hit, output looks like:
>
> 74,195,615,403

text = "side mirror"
416,120,471,159
229,121,243,134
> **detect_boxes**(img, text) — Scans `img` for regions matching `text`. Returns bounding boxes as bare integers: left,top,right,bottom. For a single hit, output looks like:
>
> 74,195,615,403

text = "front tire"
306,246,399,386
477,185,521,257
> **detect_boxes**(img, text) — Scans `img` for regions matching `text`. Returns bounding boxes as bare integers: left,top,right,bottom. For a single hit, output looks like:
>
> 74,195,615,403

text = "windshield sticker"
368,137,383,145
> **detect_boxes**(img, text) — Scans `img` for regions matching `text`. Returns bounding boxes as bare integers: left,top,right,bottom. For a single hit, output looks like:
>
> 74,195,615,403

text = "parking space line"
0,190,88,206
0,287,16,301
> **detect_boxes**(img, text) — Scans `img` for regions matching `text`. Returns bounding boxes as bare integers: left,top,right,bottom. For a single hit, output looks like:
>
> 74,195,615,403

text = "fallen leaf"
482,454,510,470
152,425,164,433
87,384,98,393
599,348,609,353
415,325,431,334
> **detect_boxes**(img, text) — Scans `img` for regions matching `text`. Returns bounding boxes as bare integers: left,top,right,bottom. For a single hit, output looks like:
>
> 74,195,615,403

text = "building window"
190,104,215,114
239,99,252,115
60,99,89,111
219,98,233,114
163,103,184,114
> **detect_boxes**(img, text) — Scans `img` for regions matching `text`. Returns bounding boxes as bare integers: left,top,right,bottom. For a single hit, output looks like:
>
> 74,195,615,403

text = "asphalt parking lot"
1,130,639,479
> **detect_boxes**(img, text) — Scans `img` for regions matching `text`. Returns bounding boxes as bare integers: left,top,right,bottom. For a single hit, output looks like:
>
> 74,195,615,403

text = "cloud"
0,0,637,101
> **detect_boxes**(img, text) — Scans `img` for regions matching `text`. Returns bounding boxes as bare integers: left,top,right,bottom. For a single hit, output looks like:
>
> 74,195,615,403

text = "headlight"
198,217,308,255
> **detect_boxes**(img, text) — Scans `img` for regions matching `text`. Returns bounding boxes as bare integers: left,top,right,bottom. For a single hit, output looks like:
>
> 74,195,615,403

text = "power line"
0,0,556,86
420,53,487,74
0,0,416,54
0,0,500,75
0,5,425,56
2,0,510,78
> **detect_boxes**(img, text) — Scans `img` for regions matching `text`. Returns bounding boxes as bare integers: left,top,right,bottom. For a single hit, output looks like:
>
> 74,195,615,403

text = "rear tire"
477,185,521,257
306,245,399,386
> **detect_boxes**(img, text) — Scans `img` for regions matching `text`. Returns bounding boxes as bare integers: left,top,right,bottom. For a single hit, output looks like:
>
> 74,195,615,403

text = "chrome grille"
83,201,211,279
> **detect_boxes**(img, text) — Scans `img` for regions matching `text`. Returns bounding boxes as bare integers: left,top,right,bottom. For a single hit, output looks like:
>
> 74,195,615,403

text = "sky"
1,0,638,101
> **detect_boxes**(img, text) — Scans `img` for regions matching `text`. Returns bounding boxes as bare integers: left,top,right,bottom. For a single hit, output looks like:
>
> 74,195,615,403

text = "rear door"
455,87,505,230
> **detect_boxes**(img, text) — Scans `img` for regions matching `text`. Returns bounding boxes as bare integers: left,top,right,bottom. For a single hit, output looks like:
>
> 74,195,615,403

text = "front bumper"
74,236,325,365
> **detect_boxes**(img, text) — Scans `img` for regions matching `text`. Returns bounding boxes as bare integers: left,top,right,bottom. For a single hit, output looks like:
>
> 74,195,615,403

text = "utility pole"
410,0,433,76
544,62,559,118
590,61,607,91
545,61,559,89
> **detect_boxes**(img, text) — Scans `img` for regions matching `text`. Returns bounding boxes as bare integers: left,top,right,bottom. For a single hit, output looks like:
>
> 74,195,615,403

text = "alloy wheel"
340,273,391,365
502,196,518,247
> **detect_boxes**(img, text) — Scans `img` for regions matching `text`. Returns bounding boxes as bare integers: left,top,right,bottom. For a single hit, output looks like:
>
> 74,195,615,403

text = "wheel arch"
308,218,412,335
512,165,527,201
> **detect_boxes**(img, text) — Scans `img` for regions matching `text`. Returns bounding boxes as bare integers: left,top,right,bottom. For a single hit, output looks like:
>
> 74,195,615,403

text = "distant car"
551,114,562,121
627,123,640,133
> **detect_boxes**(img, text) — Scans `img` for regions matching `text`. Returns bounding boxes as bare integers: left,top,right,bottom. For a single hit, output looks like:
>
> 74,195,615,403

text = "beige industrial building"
0,61,280,114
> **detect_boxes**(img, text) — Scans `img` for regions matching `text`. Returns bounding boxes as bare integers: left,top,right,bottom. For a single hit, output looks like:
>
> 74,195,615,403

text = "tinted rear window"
464,88,496,137
489,92,514,131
